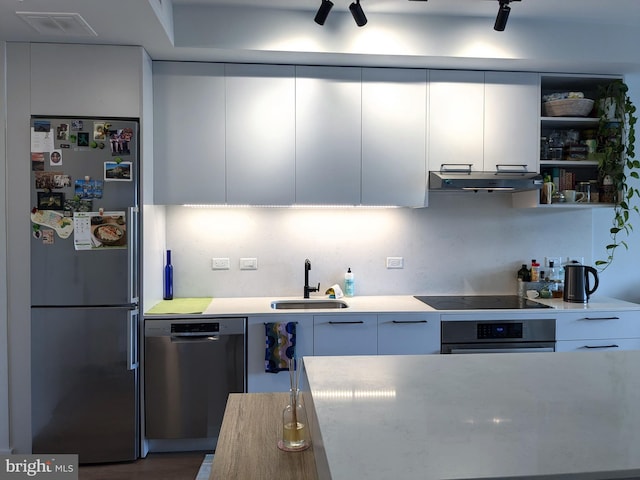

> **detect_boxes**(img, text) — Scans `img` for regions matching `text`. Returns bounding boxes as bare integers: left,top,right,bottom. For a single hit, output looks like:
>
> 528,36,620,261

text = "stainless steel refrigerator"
30,117,140,464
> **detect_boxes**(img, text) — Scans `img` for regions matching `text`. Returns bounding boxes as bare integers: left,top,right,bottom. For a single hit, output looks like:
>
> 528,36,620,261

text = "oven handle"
449,347,555,354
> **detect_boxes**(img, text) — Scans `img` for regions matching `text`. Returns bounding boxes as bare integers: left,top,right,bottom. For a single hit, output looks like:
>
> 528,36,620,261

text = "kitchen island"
303,351,640,479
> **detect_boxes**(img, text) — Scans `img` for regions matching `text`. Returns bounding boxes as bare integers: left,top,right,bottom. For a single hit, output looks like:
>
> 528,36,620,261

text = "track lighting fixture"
494,0,517,32
349,0,367,27
314,0,334,26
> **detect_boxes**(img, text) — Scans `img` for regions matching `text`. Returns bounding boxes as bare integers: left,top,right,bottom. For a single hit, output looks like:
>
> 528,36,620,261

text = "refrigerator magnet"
42,229,55,245
35,172,66,190
31,209,73,239
108,129,132,156
77,132,89,147
93,122,106,140
31,152,45,171
104,161,132,181
56,123,69,141
50,149,62,166
37,192,64,210
71,120,83,131
74,179,103,199
63,198,92,214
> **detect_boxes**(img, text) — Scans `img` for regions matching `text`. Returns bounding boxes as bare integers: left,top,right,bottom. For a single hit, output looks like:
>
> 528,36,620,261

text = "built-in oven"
441,318,556,354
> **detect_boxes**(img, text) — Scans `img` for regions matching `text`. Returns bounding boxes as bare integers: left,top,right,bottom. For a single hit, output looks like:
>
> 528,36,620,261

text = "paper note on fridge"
31,127,55,153
73,211,127,250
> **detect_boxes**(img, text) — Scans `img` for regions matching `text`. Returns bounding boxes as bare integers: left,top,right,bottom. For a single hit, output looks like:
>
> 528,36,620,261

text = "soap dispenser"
344,268,354,297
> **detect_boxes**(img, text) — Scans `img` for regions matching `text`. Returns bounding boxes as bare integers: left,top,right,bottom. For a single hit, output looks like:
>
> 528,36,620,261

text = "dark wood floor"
79,452,206,480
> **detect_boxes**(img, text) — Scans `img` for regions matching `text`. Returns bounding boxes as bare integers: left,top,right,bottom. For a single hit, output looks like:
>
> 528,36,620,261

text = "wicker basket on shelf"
543,98,595,117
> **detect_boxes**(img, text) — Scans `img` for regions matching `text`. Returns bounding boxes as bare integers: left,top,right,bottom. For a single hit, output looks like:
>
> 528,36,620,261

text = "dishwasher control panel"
145,317,246,337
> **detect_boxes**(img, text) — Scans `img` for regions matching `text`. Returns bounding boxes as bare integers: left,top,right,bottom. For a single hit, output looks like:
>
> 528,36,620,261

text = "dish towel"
264,322,296,373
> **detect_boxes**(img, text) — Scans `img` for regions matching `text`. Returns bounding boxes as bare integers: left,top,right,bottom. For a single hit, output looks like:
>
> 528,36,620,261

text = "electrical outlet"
240,257,258,270
386,257,404,269
212,258,230,270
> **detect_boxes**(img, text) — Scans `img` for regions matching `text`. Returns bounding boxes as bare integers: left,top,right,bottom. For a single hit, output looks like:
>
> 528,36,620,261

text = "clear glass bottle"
280,389,310,451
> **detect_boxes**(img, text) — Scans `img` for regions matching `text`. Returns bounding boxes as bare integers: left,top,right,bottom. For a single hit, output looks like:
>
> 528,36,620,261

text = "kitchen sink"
270,299,349,310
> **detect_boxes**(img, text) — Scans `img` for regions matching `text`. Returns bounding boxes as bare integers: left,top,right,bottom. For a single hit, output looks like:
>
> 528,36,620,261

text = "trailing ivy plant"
595,79,639,271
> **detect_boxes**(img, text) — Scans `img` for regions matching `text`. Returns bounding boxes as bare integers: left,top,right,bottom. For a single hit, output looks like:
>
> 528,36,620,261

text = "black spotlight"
494,1,511,31
349,0,367,27
314,0,334,25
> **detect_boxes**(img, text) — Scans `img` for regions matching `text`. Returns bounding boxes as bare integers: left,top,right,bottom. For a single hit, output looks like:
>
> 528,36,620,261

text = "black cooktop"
414,295,552,310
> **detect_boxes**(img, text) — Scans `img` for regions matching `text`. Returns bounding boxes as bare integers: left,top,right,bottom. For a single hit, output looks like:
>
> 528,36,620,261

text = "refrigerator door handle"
127,309,139,370
129,206,139,304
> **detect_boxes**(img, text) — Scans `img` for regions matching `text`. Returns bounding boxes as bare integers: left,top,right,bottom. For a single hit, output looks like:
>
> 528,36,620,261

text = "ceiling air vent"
16,12,98,37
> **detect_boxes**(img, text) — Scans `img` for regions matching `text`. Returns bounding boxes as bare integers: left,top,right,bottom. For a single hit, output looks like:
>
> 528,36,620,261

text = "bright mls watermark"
0,455,77,479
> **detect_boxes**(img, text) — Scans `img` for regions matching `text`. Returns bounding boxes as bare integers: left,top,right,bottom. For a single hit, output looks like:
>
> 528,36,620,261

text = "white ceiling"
0,0,639,71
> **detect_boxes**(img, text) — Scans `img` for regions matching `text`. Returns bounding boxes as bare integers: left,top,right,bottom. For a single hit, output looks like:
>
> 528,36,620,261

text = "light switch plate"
240,257,258,270
386,257,404,269
212,258,230,270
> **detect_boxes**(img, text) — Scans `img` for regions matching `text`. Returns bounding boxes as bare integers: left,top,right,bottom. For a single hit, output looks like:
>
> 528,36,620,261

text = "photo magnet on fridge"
35,172,66,190
74,179,103,199
93,122,106,140
50,149,63,166
42,229,55,245
56,123,69,140
31,152,45,171
104,161,132,181
37,192,65,210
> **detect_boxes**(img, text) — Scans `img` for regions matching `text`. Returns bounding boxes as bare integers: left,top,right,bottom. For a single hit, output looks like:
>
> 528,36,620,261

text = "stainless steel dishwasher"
144,317,246,445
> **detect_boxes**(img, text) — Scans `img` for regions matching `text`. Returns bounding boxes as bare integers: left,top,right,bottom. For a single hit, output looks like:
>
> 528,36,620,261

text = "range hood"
429,168,543,192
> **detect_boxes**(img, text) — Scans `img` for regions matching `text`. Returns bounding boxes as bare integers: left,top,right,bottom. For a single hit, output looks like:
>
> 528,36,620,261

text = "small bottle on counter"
530,259,540,282
163,249,174,300
344,268,354,297
517,264,530,282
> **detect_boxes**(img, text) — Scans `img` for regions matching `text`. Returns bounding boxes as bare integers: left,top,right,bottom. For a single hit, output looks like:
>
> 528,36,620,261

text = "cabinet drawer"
377,313,440,355
556,338,640,352
313,315,377,356
556,311,640,340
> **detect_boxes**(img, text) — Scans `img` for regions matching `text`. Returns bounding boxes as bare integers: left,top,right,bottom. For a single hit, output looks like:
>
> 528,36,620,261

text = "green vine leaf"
596,79,639,272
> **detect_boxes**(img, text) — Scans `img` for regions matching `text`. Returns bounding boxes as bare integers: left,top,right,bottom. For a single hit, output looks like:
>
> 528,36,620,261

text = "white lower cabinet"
556,338,640,352
247,315,313,393
555,311,640,352
377,313,440,355
313,315,377,356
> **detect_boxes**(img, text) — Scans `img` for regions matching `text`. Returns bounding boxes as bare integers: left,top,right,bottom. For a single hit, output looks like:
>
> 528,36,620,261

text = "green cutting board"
146,298,213,315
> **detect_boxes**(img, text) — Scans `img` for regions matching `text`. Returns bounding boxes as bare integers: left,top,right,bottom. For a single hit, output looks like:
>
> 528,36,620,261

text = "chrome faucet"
304,259,320,299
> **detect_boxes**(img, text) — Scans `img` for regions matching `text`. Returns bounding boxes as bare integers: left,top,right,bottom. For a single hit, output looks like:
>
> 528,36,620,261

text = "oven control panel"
477,323,523,339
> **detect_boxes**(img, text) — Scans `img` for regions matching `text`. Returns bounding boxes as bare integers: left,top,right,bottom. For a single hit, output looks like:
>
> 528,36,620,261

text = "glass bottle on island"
279,360,311,452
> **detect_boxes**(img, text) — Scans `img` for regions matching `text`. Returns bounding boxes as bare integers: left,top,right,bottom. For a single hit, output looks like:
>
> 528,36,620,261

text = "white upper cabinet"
429,70,485,173
295,66,362,205
429,70,539,175
226,64,296,205
153,62,226,205
30,44,144,118
361,68,428,207
484,72,539,173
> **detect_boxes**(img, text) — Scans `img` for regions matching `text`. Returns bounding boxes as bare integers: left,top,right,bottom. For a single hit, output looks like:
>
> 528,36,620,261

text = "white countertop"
303,352,640,480
197,295,640,316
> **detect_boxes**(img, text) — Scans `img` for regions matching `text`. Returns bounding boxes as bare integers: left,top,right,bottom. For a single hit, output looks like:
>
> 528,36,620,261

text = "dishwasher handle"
170,333,221,343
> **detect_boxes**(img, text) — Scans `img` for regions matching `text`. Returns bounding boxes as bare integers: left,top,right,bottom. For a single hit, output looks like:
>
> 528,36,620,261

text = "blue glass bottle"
163,250,173,300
